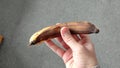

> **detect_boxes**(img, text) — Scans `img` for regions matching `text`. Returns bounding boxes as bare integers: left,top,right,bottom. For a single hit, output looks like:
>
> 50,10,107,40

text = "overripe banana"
0,35,4,45
29,21,99,46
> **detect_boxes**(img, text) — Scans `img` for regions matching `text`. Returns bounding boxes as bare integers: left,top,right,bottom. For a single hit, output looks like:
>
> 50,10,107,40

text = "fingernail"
61,27,70,37
56,23,61,25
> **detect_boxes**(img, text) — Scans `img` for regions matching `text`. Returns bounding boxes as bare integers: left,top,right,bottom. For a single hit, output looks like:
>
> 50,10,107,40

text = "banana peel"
29,21,99,46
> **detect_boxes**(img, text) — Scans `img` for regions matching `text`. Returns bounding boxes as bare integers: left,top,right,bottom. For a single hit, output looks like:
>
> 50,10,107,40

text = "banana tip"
95,29,99,34
29,40,44,46
29,41,36,46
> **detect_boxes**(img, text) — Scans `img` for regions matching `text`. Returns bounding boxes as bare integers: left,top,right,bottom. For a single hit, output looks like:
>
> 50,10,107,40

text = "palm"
62,48,74,68
61,44,88,68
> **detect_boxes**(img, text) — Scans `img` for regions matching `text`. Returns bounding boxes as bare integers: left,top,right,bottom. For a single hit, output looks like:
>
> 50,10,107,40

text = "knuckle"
65,36,73,43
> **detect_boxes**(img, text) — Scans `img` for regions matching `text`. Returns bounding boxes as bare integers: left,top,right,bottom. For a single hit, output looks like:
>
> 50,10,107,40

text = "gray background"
0,0,120,68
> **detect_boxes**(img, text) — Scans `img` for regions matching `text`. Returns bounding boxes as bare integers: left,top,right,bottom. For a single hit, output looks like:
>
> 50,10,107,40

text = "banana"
29,21,99,46
0,35,4,45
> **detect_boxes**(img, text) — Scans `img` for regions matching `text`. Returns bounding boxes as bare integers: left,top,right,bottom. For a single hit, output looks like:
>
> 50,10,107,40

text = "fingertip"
60,27,70,36
44,39,53,46
56,23,61,25
80,34,89,38
44,40,50,45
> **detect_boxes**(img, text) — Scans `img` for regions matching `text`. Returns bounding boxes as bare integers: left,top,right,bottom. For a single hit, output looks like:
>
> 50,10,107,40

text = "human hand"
45,27,98,68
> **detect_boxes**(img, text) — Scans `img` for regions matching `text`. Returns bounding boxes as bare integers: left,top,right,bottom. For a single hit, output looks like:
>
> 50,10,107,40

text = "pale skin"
45,27,98,68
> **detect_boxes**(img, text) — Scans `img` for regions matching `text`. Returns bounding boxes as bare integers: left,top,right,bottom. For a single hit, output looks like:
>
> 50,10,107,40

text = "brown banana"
29,21,99,46
0,35,4,45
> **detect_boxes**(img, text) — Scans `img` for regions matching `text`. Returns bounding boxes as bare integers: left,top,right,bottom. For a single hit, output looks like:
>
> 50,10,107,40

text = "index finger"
45,40,65,57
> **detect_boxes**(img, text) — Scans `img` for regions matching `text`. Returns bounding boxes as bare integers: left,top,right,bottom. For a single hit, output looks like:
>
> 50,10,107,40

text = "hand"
45,27,98,68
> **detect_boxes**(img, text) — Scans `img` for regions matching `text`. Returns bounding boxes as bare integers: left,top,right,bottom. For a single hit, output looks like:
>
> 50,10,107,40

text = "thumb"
60,27,80,50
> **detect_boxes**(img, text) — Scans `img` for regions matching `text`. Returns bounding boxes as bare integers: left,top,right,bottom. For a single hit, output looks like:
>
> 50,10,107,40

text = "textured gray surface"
0,0,120,68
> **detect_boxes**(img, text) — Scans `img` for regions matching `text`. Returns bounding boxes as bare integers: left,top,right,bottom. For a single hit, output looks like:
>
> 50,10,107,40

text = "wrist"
93,65,100,68
86,64,100,68
80,63,99,68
